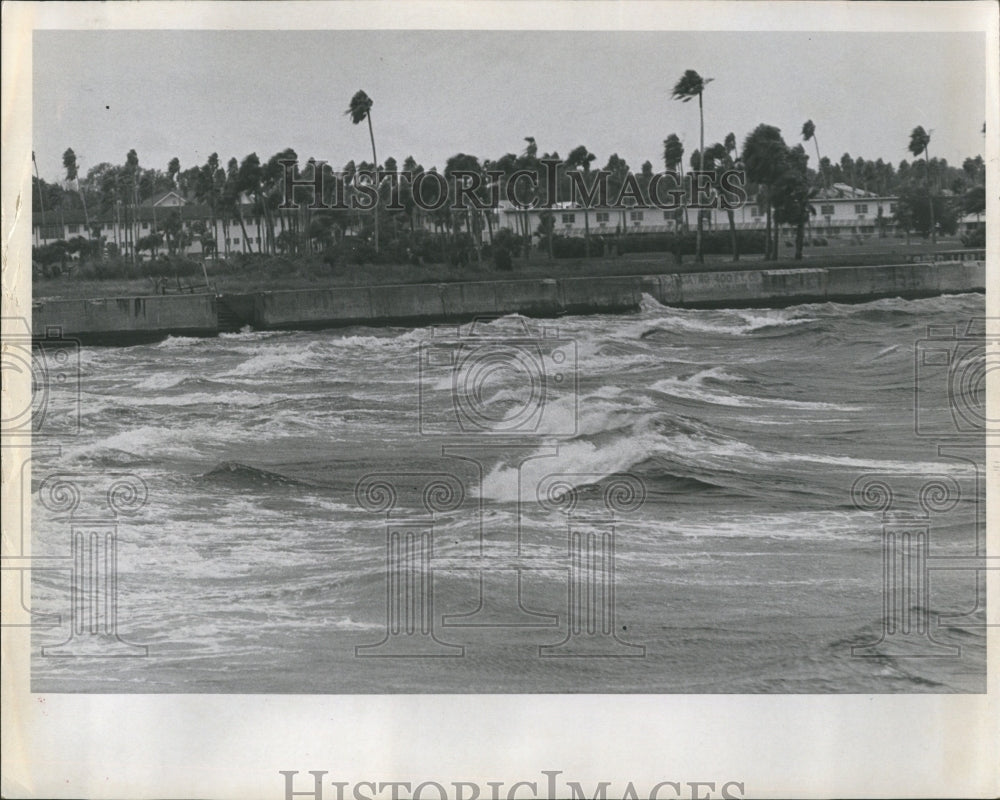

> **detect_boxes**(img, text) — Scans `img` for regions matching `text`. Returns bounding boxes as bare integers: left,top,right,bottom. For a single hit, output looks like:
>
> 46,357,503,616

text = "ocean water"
30,292,989,692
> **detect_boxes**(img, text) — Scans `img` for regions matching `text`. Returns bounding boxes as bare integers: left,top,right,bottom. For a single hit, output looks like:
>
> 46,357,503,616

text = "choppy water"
30,292,988,692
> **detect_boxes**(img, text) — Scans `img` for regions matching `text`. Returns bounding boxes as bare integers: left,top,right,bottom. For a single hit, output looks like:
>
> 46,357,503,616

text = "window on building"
820,204,835,216
630,210,644,222
855,204,868,215
39,224,61,240
890,203,897,213
66,224,79,234
233,238,240,246
752,206,762,217
256,237,261,244
595,212,610,223
561,213,576,224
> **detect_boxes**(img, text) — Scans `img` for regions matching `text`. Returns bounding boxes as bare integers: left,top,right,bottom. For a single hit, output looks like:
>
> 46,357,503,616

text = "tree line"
33,79,986,269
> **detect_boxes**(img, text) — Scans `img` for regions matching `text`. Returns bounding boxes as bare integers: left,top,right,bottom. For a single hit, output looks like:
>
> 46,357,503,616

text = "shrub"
610,229,767,258
961,226,986,248
551,235,608,259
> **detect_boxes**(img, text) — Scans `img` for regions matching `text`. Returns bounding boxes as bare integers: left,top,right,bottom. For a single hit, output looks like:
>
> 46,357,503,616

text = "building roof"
33,200,262,229
142,189,187,207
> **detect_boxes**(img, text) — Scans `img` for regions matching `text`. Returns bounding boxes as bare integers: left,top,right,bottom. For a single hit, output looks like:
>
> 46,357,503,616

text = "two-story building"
496,183,900,240
32,190,271,259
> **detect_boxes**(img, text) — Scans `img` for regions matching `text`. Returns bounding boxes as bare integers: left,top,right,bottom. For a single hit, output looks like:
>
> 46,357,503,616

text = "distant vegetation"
32,83,986,279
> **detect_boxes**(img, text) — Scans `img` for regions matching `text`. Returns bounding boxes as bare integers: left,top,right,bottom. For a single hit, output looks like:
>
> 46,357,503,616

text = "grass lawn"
33,234,969,300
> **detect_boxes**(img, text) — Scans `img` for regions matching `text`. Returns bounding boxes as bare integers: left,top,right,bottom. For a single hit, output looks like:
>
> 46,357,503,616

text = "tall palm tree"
195,153,223,261
801,120,826,188
566,145,596,258
663,134,686,234
742,124,788,261
908,125,935,243
706,134,740,261
672,69,713,263
62,147,90,235
445,152,485,268
515,138,539,263
773,144,816,260
346,90,379,253
32,151,46,229
125,149,140,268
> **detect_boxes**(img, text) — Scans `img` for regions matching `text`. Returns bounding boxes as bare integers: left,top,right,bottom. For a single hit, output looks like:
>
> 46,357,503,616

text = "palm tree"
604,153,630,236
742,124,788,261
706,135,740,261
445,152,485,268
662,134,687,235
62,147,90,235
32,151,46,229
125,149,140,268
346,90,379,253
515,138,540,263
167,157,180,188
801,120,826,188
672,69,713,263
224,156,251,255
773,144,816,260
908,125,935,243
566,145,596,258
195,153,223,261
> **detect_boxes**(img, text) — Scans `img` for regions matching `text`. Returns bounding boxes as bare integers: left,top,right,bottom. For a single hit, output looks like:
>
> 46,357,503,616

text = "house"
494,183,902,240
32,191,271,259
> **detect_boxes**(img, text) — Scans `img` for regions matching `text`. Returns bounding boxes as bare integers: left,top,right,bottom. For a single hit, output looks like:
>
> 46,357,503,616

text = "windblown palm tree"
566,145,596,258
346,90,379,253
125,149,140,268
801,120,826,188
742,124,788,260
908,125,935,243
62,147,90,235
32,151,46,227
706,134,740,261
662,134,687,233
672,69,713,262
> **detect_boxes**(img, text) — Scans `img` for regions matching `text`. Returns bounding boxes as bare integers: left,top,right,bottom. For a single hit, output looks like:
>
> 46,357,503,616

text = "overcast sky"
33,29,987,182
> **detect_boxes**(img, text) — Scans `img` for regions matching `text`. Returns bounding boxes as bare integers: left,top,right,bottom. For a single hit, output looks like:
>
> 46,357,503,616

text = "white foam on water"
649,367,861,411
133,372,189,391
639,292,667,313
155,335,204,348
735,308,819,331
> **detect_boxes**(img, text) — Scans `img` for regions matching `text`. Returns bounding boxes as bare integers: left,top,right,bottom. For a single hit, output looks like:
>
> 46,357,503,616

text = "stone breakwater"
32,260,986,344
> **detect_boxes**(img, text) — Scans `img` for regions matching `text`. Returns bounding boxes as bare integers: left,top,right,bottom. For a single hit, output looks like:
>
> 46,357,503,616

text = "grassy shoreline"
33,237,967,300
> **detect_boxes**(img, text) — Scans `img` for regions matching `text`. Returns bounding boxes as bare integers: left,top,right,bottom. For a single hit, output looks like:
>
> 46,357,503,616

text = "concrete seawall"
34,260,986,343
32,293,219,344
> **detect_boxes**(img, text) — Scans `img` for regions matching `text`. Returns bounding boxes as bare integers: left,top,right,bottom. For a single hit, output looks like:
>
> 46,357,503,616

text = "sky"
32,29,988,183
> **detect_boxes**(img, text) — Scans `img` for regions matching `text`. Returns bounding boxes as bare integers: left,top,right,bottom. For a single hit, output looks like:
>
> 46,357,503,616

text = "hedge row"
547,230,768,259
